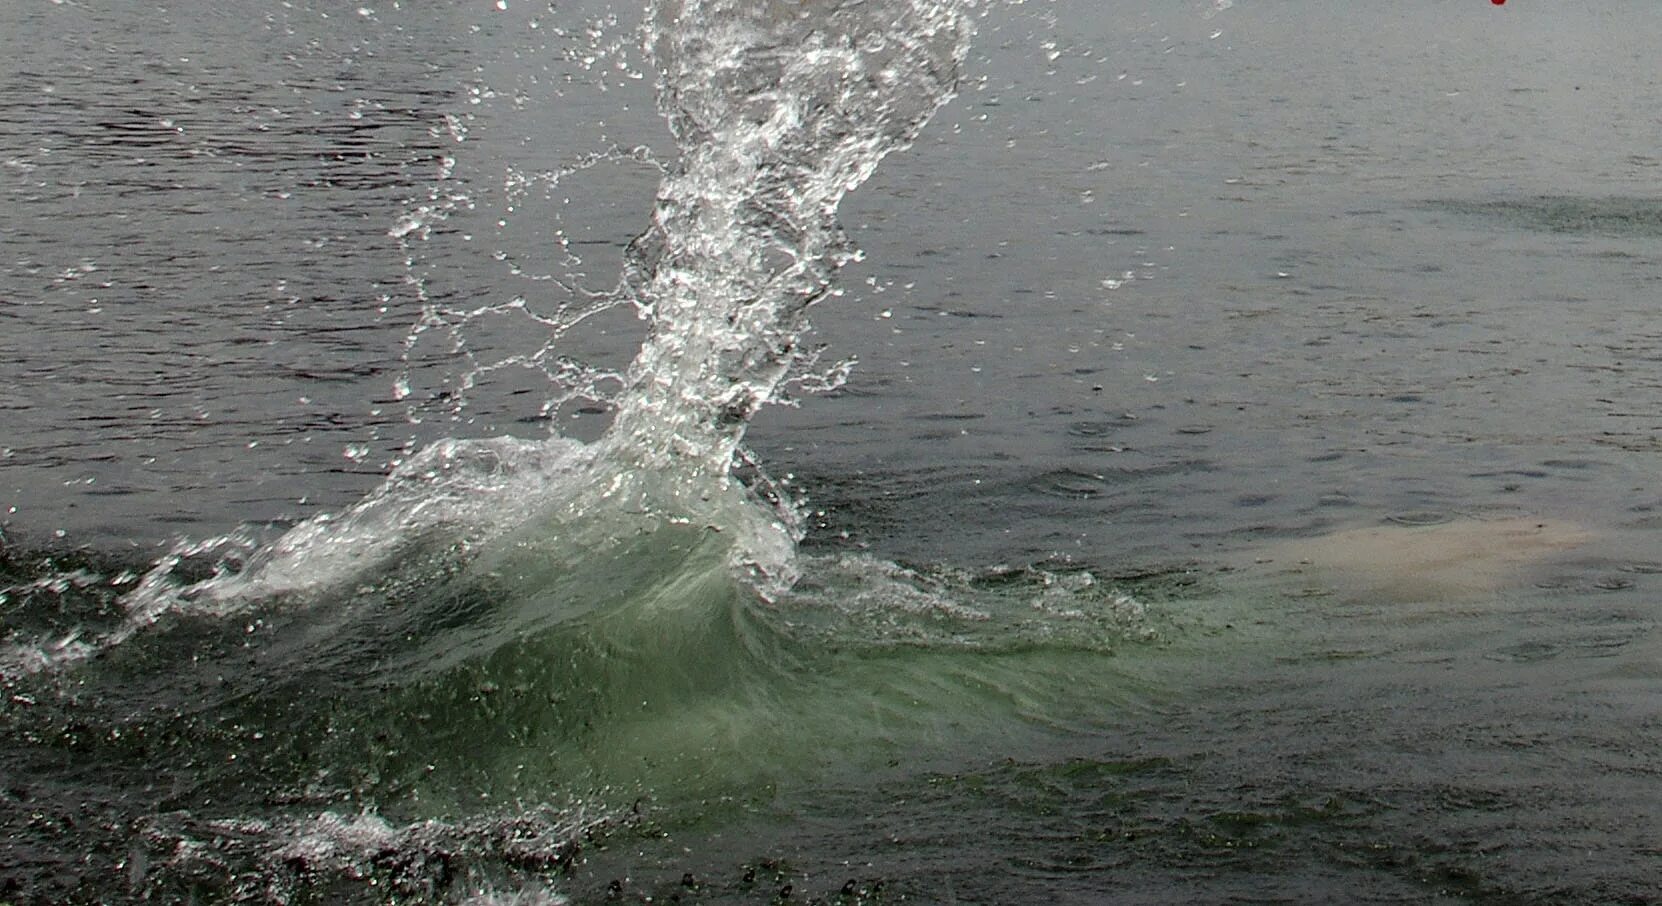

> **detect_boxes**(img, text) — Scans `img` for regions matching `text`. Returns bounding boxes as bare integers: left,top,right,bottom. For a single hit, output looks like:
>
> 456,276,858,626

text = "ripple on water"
1384,510,1452,526
1030,461,1213,500
1430,195,1662,238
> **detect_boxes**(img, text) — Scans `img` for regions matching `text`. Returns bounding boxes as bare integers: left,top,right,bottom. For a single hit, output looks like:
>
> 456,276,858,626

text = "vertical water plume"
603,0,977,481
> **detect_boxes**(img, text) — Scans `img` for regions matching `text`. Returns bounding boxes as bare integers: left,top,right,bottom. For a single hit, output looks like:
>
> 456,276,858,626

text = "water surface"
2,1,1660,903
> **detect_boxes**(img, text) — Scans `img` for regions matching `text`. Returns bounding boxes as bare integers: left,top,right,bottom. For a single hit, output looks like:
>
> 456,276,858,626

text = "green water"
1,518,1258,903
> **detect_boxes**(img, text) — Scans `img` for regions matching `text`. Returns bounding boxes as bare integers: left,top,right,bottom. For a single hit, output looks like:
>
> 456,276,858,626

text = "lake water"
2,1,1660,903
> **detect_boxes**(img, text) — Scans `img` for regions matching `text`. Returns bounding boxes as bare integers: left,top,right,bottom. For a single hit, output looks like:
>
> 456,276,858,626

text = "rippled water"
4,1,1662,903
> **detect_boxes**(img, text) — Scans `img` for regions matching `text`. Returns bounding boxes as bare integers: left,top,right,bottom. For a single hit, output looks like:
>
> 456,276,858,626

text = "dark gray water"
3,0,1661,903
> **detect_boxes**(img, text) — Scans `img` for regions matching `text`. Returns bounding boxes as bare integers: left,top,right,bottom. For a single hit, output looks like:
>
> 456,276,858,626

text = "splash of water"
604,0,977,476
324,0,976,584
3,0,979,676
0,9,1216,901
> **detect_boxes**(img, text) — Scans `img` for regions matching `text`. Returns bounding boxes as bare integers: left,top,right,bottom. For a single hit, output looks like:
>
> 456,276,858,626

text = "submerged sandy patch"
1240,516,1595,605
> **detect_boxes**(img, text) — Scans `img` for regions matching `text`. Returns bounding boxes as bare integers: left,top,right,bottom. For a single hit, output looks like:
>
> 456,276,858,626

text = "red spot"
1492,0,1505,5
